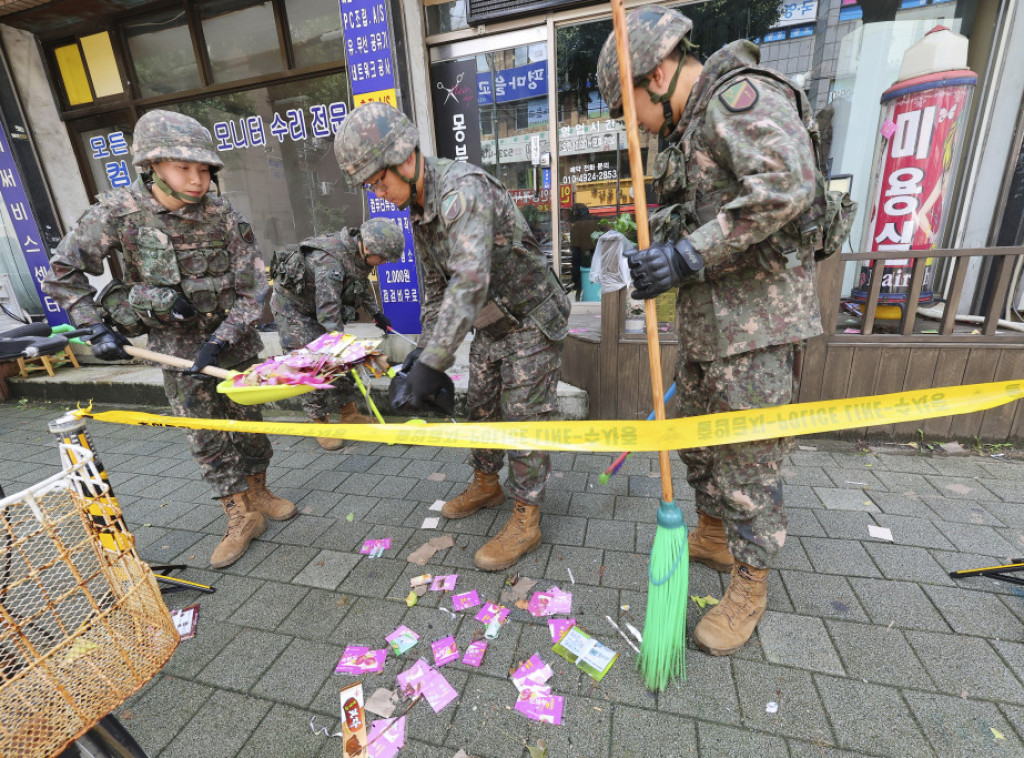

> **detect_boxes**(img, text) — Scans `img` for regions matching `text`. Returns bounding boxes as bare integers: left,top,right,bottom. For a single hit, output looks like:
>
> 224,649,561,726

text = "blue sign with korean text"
0,122,68,326
340,0,421,334
477,61,548,105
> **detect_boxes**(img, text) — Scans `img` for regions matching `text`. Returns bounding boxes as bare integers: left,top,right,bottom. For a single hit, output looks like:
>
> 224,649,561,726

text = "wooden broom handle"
611,0,674,504
124,345,233,379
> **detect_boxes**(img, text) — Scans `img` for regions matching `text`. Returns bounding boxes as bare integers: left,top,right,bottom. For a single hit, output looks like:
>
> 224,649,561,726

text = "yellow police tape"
75,379,1024,453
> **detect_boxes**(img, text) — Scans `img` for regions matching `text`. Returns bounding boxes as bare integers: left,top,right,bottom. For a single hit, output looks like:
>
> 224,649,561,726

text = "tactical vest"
104,192,236,330
271,232,366,325
420,159,569,342
652,66,821,279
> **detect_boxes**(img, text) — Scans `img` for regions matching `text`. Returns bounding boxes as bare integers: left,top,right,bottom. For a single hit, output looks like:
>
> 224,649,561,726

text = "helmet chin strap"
396,148,421,211
641,56,685,139
148,164,212,204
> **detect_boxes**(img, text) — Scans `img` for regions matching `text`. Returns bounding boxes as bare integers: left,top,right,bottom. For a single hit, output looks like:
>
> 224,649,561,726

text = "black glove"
83,322,130,361
400,347,422,374
189,337,226,374
407,361,455,415
372,311,392,333
626,239,705,300
170,295,198,322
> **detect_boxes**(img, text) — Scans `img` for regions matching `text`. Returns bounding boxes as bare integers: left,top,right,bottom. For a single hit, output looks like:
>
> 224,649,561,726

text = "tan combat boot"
313,416,344,451
694,562,769,656
246,471,297,521
688,513,735,573
441,469,505,519
210,492,266,568
339,401,373,424
474,501,542,571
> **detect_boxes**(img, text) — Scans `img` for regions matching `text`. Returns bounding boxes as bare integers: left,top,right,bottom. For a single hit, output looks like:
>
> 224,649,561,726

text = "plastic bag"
589,231,637,293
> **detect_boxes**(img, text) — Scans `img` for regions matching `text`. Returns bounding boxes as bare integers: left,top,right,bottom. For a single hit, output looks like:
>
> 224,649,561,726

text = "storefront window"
75,118,137,195
125,9,202,98
424,0,471,36
286,0,347,68
160,72,360,260
200,0,284,84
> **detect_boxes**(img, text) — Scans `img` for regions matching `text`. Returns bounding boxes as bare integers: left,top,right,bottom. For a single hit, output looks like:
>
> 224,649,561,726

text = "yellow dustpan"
124,346,316,405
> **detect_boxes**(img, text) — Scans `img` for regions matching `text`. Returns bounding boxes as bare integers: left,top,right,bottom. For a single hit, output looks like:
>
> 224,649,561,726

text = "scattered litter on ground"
308,715,344,739
408,535,455,565
940,442,967,454
691,594,720,609
386,625,419,656
427,472,447,481
625,623,643,644
451,590,481,610
432,636,460,667
339,682,369,754
867,525,894,541
345,513,355,522
604,615,639,654
548,618,575,643
365,688,400,718
366,715,406,758
429,499,446,511
462,640,487,667
553,625,617,681
439,606,457,620
405,591,418,607
766,701,779,714
528,586,572,617
396,658,458,712
169,604,199,640
500,573,537,605
991,728,1005,741
430,574,458,591
421,517,440,529
335,646,386,674
566,567,575,584
361,538,391,556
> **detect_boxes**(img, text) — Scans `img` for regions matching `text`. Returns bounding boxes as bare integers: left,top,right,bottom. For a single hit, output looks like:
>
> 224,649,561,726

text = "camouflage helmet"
333,103,419,187
131,109,224,169
597,5,694,117
358,218,405,264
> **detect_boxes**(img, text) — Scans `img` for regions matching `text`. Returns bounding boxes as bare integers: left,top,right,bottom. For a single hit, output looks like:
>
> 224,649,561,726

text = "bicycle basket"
0,444,178,758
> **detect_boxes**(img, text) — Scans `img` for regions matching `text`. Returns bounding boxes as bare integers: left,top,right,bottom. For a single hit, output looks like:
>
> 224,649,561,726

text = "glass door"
429,28,555,270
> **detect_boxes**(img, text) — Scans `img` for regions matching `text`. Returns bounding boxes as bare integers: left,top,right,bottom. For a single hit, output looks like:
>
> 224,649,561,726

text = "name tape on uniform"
77,380,1024,452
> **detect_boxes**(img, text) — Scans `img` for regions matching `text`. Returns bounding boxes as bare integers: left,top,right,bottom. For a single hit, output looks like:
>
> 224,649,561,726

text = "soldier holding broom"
597,5,823,655
43,109,295,569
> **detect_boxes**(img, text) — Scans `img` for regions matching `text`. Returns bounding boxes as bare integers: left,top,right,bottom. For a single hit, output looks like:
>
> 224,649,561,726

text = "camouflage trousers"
676,342,805,569
274,305,358,419
468,324,563,505
162,355,273,498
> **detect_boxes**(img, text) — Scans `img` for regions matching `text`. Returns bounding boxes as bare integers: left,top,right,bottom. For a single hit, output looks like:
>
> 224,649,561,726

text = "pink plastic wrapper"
367,716,406,758
360,538,392,555
431,635,460,667
451,590,481,611
514,686,564,725
511,653,553,692
461,640,487,667
475,602,510,625
429,574,458,592
528,586,572,617
396,658,458,713
548,618,576,643
335,646,386,674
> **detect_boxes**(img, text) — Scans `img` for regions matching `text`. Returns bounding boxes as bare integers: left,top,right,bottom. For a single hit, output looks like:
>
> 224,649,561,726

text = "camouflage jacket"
653,40,823,362
42,179,266,365
270,229,377,332
409,158,569,372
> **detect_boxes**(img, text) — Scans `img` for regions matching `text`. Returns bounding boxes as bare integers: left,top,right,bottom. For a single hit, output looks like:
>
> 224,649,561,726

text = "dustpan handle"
124,345,232,379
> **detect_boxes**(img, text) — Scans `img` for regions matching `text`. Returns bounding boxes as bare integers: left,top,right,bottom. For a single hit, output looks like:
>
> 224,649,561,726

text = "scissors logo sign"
436,71,472,104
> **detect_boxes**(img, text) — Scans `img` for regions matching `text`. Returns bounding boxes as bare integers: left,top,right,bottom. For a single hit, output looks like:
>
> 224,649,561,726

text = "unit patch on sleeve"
237,221,256,244
441,192,465,224
718,78,759,113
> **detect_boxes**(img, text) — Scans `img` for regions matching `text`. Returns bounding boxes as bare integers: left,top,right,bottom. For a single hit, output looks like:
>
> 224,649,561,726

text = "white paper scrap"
421,517,440,529
868,525,893,541
429,500,446,511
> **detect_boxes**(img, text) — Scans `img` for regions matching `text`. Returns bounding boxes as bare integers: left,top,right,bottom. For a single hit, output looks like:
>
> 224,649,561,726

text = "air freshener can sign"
853,69,976,305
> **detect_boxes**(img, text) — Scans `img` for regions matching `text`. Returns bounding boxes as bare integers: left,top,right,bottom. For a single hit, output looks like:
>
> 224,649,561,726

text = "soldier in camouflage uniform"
334,103,570,572
597,5,823,655
271,219,405,450
43,109,296,570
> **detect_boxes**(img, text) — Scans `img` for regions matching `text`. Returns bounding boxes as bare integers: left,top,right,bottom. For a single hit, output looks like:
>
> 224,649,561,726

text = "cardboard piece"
407,534,456,565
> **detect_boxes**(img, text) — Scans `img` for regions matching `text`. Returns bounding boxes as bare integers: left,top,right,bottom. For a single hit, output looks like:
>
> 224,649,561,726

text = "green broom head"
638,498,688,692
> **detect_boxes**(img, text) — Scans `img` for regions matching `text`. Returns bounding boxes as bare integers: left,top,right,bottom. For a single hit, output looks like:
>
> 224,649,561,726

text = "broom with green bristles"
610,0,688,692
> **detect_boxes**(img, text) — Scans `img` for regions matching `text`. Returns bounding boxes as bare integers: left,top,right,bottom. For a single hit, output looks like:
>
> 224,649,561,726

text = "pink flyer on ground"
335,645,386,674
451,590,481,611
514,686,564,725
461,639,487,667
511,653,553,691
548,618,576,643
431,635,460,667
385,625,419,656
396,659,458,713
430,574,458,591
528,586,572,617
366,716,406,758
360,538,392,555
475,602,510,624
